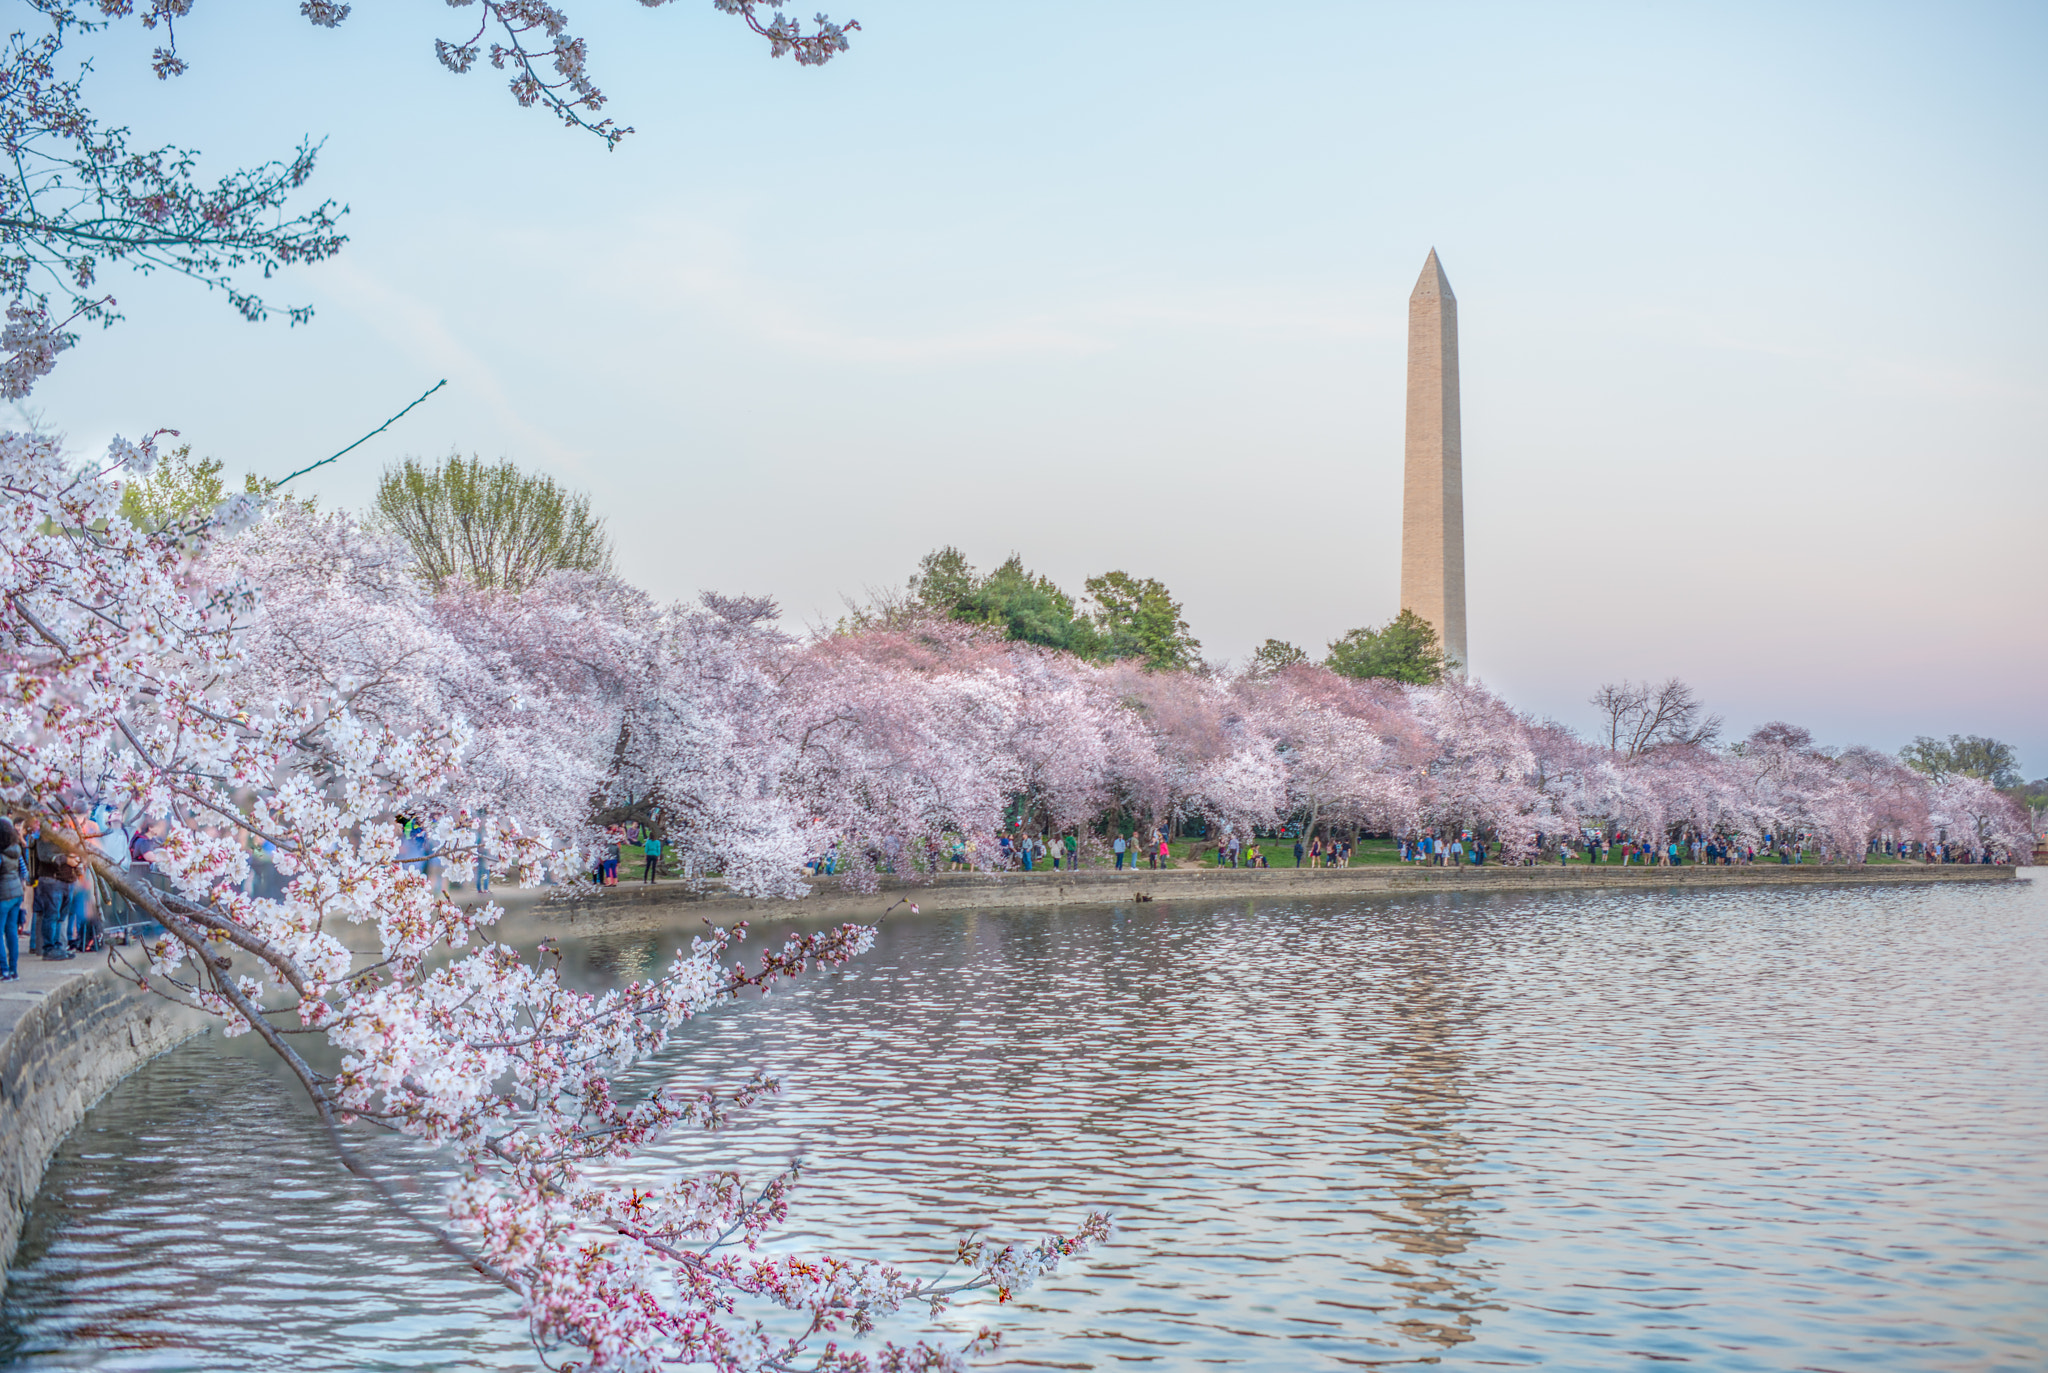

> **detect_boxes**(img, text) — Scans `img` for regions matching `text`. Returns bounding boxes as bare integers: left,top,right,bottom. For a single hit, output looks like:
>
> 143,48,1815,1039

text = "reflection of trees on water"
1358,916,1497,1357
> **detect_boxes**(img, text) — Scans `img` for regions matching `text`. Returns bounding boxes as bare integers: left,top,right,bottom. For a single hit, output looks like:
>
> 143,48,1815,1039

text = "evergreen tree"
905,548,1203,669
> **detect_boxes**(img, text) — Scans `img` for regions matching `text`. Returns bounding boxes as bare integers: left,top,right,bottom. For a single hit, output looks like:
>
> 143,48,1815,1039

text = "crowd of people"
0,810,157,980
772,815,2031,893
0,801,2017,989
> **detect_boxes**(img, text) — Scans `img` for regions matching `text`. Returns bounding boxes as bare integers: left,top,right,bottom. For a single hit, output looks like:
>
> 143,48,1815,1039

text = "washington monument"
1400,248,1467,673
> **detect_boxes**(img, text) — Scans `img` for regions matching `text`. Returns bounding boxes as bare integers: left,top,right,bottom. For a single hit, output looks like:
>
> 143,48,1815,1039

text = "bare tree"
1590,677,1723,759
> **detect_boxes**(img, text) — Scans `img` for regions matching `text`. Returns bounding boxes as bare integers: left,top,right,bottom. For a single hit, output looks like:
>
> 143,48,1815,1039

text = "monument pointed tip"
1412,248,1455,303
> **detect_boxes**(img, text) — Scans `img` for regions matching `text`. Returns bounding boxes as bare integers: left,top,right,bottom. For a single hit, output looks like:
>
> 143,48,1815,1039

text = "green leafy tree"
906,547,1100,654
908,546,979,615
1325,609,1448,685
375,454,613,591
900,548,1202,668
118,444,275,530
2005,777,2047,834
974,557,1101,655
1900,734,2022,789
1085,570,1201,672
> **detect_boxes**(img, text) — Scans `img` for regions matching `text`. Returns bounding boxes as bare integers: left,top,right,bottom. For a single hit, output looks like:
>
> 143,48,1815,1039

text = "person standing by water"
472,813,493,894
1113,833,1126,869
0,818,21,981
422,811,447,895
129,820,163,893
642,831,662,884
32,847,75,959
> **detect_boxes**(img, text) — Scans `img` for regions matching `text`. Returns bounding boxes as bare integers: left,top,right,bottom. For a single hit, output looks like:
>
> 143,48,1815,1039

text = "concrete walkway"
0,944,115,1044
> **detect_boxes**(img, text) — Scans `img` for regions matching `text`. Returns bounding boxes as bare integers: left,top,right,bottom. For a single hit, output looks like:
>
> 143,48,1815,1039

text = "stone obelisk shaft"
1399,248,1466,674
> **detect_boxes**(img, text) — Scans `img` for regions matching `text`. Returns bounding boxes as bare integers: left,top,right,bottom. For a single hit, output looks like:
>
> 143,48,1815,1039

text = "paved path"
0,945,110,1042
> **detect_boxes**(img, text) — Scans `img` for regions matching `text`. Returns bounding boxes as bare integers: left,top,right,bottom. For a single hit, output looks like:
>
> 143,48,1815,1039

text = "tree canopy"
911,548,1099,656
375,454,613,591
1248,638,1309,677
1085,570,1202,672
116,444,281,530
1324,609,1449,685
905,547,1201,670
1900,734,2022,789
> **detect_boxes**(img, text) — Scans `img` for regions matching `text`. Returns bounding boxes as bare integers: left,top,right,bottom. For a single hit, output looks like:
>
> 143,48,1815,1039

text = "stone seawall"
532,860,2023,929
0,960,204,1276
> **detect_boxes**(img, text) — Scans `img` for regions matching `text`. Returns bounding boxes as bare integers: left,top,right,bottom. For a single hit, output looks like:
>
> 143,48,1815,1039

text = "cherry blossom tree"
1929,775,2032,860
1249,666,1389,845
0,14,344,397
1405,678,1567,857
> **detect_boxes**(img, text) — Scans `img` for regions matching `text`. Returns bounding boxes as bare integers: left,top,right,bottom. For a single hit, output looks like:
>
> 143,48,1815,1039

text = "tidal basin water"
4,879,2045,1371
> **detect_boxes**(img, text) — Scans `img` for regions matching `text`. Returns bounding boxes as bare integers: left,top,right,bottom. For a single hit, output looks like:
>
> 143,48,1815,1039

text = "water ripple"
4,881,2045,1371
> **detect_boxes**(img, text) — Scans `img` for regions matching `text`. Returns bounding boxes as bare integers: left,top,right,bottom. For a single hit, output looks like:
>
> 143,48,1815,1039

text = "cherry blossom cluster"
736,629,2032,871
0,14,347,398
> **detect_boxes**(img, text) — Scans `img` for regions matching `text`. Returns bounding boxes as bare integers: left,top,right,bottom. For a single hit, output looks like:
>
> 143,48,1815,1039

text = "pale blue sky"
28,1,2048,772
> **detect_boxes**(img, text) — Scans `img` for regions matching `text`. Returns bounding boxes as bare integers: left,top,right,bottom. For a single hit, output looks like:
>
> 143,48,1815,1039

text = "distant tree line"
861,547,1454,685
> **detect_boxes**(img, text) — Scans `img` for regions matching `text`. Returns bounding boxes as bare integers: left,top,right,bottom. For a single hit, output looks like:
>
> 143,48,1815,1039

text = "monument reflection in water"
1371,951,1489,1352
4,881,2046,1372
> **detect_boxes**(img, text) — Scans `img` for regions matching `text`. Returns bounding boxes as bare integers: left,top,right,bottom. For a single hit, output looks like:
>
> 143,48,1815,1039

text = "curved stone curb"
0,958,205,1277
